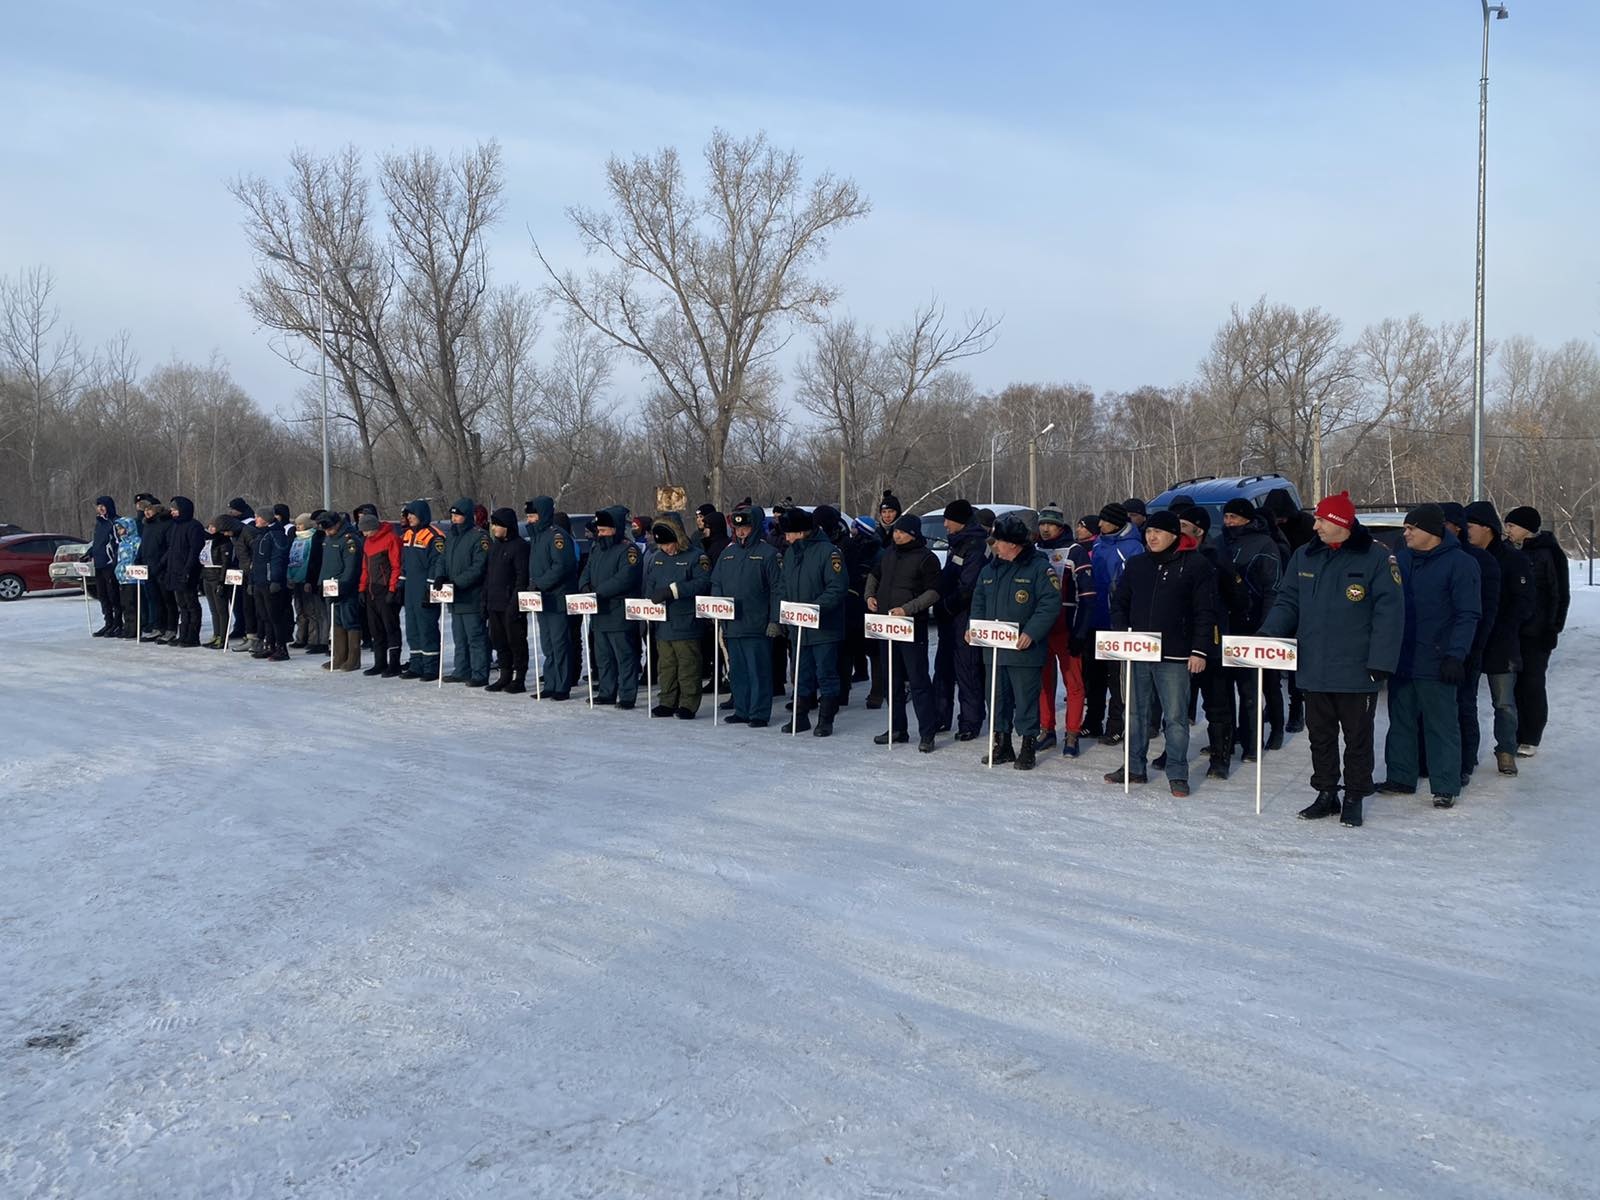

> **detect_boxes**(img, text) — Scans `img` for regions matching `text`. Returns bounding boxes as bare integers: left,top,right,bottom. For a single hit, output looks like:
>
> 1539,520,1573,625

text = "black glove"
434,573,449,587
650,586,673,604
269,582,283,595
1369,668,1390,683
1068,636,1087,658
387,590,402,607
1438,656,1464,685
766,622,783,639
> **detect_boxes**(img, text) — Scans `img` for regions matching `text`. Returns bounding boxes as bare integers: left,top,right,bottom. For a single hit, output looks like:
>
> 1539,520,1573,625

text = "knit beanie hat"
1099,502,1129,529
592,509,618,531
1438,502,1467,530
892,513,921,538
1404,504,1446,539
943,498,975,525
1123,497,1148,517
651,520,679,544
1181,506,1211,533
780,507,814,533
1223,498,1256,521
1504,505,1540,534
695,502,717,520
272,503,292,524
353,503,378,518
1077,515,1099,536
992,514,1031,545
294,513,313,531
1314,491,1356,530
878,490,902,516
318,511,342,530
1463,501,1502,536
357,513,381,534
1145,510,1182,537
489,507,518,531
1036,501,1066,527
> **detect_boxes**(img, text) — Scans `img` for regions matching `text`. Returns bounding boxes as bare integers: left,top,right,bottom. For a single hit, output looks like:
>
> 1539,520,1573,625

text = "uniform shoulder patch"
1046,572,1060,589
831,552,842,573
479,535,491,551
698,555,711,571
1388,554,1402,586
552,534,566,551
627,548,639,565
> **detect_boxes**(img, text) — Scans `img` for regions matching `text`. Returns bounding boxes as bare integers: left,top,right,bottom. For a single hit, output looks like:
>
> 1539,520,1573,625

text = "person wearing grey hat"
1377,504,1481,808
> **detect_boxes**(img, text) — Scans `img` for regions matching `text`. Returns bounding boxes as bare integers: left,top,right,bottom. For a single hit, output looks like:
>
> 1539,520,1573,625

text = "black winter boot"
789,701,812,734
1286,692,1304,733
1297,790,1342,820
812,697,838,737
982,733,1016,766
1340,793,1364,827
1014,735,1037,771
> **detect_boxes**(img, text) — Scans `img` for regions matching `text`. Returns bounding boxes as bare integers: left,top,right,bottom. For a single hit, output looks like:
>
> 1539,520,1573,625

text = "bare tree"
539,129,869,508
0,267,90,528
530,313,615,504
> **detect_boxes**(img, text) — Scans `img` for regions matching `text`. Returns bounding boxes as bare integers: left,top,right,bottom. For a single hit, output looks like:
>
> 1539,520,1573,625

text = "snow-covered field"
3,580,1596,1199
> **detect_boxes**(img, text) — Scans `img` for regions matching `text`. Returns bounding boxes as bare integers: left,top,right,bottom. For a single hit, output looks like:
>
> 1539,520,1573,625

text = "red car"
0,533,85,601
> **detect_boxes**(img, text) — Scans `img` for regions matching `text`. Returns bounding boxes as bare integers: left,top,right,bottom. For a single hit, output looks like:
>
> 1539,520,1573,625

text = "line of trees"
2,130,1596,555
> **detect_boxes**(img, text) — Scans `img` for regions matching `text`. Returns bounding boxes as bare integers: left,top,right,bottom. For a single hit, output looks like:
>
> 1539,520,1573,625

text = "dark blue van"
1149,474,1303,544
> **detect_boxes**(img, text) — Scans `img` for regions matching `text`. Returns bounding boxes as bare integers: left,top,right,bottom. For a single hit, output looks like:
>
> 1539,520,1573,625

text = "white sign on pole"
128,565,149,581
625,598,667,622
1220,635,1299,815
565,593,598,616
429,582,455,604
968,619,1021,650
1094,632,1164,662
1220,636,1298,670
779,601,820,629
695,595,736,622
517,590,543,613
864,613,915,643
225,569,244,586
322,579,341,598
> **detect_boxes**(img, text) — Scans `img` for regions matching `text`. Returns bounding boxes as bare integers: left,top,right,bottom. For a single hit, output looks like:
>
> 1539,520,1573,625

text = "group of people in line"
82,484,1570,827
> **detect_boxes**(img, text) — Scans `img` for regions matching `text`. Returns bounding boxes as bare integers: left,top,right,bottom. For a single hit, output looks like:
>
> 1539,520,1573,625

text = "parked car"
1353,510,1408,553
49,541,96,594
1149,474,1304,546
0,533,85,600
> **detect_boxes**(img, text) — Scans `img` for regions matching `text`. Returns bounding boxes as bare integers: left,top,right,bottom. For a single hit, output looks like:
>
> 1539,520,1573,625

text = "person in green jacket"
1258,491,1404,828
578,505,643,707
438,497,492,687
317,511,365,672
525,495,578,699
967,514,1063,769
643,513,712,718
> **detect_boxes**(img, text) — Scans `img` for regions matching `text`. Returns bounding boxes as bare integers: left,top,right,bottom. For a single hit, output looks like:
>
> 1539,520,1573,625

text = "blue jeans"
1130,661,1193,783
1486,672,1519,756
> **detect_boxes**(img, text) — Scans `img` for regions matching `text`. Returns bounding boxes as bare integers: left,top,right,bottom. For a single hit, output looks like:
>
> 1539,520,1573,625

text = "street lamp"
991,421,1056,507
1473,2,1510,501
1028,422,1056,510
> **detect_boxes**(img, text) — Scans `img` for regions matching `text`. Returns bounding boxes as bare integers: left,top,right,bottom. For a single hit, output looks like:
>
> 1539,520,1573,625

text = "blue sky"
3,0,1596,416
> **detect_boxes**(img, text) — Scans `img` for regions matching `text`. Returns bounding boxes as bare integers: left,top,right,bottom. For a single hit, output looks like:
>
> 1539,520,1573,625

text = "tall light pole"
1027,422,1056,510
1473,2,1510,501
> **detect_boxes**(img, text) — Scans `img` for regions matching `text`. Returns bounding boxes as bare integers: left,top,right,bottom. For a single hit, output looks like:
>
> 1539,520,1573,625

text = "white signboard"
626,598,667,622
1095,631,1163,662
322,579,341,598
128,565,149,581
864,613,915,643
695,595,736,621
1221,635,1298,671
517,590,543,613
968,619,1021,649
225,569,244,586
73,562,95,578
565,592,598,616
779,601,820,628
430,583,455,604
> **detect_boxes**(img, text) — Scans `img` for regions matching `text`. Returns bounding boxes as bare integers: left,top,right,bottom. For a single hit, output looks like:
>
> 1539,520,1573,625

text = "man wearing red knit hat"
1258,492,1404,828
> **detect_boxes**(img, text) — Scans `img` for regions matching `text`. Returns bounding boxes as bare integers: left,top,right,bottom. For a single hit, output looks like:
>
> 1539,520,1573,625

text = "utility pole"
838,448,847,513
1474,2,1511,500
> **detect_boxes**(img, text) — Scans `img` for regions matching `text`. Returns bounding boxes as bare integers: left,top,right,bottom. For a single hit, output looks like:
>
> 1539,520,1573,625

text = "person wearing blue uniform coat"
933,499,990,742
578,505,643,707
776,507,848,736
711,504,781,725
525,495,579,699
968,514,1062,770
1380,506,1481,809
437,497,492,686
1258,492,1404,827
1086,502,1144,743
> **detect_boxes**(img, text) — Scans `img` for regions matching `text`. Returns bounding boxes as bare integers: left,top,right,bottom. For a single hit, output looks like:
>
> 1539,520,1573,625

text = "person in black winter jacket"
136,497,173,641
1221,499,1285,757
866,514,944,751
1440,502,1500,784
1178,506,1237,779
88,496,123,636
1463,502,1533,776
933,499,991,742
161,496,207,646
1107,511,1220,796
249,508,293,660
484,507,531,692
1503,505,1569,755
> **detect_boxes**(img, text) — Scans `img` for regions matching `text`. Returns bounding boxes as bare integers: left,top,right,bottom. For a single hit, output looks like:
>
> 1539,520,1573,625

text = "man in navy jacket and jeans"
1380,505,1482,810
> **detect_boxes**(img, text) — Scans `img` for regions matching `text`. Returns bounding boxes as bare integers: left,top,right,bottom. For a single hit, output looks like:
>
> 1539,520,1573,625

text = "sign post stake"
80,568,94,633
135,581,142,643
711,625,720,727
644,625,653,715
1123,660,1132,795
323,577,341,674
885,630,895,746
531,614,543,702
791,626,803,737
987,645,1000,768
223,569,244,654
519,592,543,700
583,614,593,708
1255,665,1265,817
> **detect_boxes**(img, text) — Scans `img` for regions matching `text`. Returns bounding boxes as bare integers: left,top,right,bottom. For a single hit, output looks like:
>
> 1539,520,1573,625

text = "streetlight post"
1027,422,1055,510
1473,2,1510,501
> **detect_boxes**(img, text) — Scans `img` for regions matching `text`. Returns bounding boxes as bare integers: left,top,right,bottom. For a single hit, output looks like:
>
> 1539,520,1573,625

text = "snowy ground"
2,577,1597,1199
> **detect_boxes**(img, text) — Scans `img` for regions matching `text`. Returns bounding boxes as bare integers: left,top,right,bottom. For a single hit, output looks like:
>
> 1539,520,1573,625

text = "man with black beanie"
777,506,848,736
1503,505,1569,756
1440,501,1501,784
866,513,944,751
1086,501,1144,742
1463,502,1534,776
1222,497,1286,758
933,497,990,741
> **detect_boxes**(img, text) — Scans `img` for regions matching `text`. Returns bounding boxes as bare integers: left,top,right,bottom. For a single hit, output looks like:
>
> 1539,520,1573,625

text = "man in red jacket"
359,512,404,677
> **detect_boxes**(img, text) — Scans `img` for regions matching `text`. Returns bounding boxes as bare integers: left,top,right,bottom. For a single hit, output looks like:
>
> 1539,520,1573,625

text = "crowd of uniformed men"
82,484,1571,827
